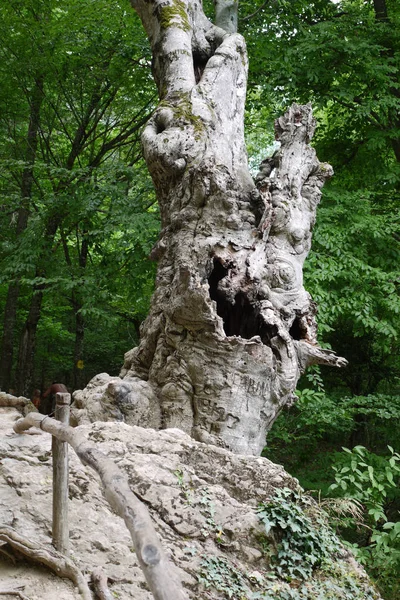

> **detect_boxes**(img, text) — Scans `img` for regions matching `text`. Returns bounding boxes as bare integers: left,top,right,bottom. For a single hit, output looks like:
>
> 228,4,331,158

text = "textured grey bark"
214,0,238,33
117,0,347,455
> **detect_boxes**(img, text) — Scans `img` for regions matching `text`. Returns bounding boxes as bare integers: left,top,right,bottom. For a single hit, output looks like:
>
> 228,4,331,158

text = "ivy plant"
257,488,342,580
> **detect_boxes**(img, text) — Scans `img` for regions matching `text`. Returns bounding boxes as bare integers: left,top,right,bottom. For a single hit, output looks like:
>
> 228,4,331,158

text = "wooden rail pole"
52,392,70,555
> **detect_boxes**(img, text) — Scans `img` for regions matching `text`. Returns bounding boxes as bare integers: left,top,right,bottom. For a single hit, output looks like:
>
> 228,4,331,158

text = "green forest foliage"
241,1,400,596
0,0,399,595
0,0,159,393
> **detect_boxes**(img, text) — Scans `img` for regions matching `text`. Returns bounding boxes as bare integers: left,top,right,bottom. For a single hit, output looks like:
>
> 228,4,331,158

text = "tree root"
0,526,92,600
91,568,113,600
13,412,187,600
0,586,30,599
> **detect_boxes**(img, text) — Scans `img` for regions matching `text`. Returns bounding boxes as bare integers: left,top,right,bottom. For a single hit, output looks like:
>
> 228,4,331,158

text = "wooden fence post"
52,392,70,555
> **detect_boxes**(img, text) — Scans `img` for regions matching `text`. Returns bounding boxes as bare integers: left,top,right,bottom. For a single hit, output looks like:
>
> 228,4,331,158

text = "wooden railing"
52,392,70,554
12,396,188,600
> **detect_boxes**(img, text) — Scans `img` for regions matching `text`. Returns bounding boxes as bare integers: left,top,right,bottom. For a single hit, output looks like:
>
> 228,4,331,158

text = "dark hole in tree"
208,259,278,345
193,52,208,84
208,258,228,294
289,317,306,341
156,119,166,134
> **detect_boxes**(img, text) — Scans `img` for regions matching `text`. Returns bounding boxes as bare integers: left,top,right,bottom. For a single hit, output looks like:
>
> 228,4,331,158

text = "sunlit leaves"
0,0,158,386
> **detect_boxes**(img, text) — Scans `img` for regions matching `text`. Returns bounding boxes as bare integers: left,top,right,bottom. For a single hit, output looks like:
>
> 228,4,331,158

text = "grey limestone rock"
0,407,381,600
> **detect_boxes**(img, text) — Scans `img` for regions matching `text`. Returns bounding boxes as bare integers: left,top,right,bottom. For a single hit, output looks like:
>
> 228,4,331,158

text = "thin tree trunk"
15,286,44,397
13,72,134,395
72,236,89,391
0,283,22,392
61,226,89,392
73,309,86,390
14,82,106,395
0,76,44,392
373,0,388,20
15,214,60,397
372,0,400,165
116,0,347,455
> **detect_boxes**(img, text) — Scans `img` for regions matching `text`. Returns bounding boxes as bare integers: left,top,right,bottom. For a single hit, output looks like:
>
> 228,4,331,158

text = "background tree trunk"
15,214,60,397
72,235,89,391
13,80,113,396
15,286,44,397
119,0,346,455
0,282,22,392
0,75,44,392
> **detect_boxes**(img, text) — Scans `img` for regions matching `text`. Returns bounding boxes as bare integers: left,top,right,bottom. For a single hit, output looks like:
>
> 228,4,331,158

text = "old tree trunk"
85,0,347,456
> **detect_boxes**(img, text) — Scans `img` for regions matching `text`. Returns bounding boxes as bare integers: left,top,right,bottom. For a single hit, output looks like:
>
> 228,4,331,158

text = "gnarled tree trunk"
116,0,347,455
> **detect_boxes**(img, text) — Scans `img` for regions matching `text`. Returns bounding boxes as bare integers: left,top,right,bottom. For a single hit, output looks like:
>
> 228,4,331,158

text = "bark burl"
121,0,347,455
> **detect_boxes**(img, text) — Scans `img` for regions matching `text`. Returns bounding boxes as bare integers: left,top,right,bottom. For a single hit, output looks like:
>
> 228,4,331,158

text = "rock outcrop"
0,406,381,599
